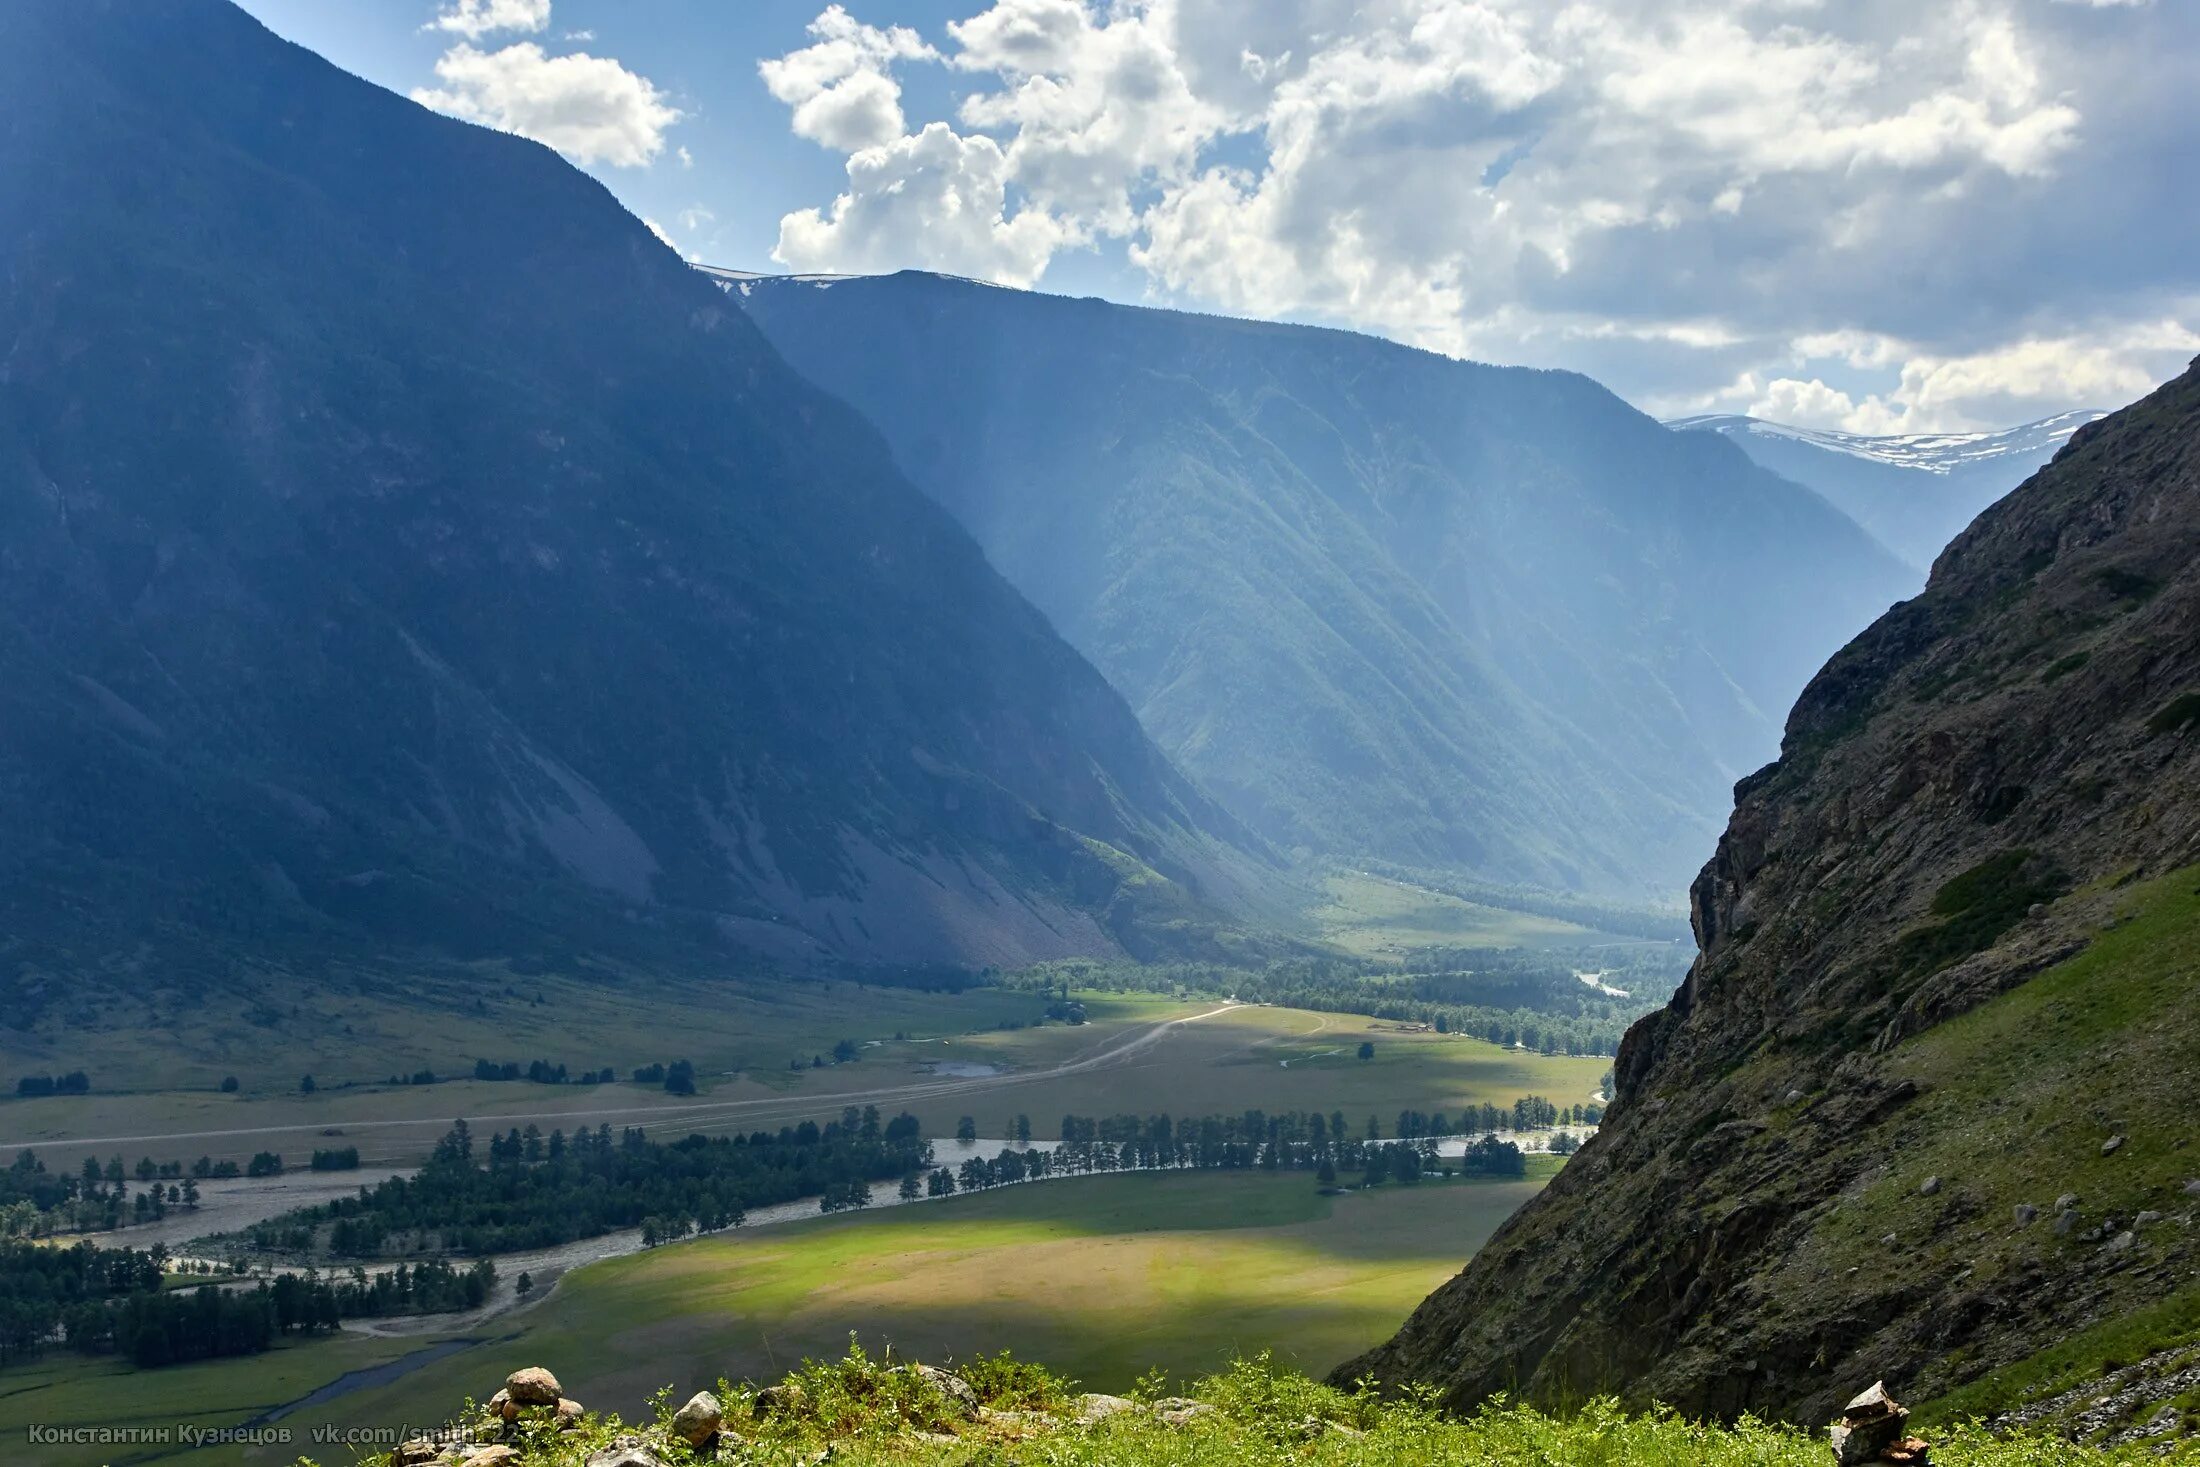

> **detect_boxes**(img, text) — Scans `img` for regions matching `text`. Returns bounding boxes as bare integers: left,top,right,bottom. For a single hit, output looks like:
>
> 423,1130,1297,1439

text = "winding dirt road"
1,1003,1241,1162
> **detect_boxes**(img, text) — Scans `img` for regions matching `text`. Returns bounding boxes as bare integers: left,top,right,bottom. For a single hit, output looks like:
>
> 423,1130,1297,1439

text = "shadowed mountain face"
1344,362,2200,1422
734,272,1913,899
0,0,1266,1004
1669,411,2105,575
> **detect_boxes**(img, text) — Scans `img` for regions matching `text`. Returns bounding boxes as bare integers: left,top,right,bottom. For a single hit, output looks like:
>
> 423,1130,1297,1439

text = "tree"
831,1039,858,1064
1316,1158,1337,1188
299,1075,316,1095
1357,1042,1375,1061
219,1076,240,1094
898,1172,922,1202
955,1116,977,1143
516,1272,533,1296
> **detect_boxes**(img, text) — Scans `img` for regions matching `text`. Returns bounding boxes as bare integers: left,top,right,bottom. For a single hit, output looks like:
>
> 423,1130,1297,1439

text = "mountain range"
733,271,1915,897
0,0,1269,1017
1669,410,2105,573
1350,360,2200,1422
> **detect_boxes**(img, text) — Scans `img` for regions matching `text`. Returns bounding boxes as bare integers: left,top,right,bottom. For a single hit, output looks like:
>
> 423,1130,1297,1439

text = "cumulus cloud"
759,5,938,151
775,122,1071,286
413,40,680,167
756,0,2200,430
426,0,550,40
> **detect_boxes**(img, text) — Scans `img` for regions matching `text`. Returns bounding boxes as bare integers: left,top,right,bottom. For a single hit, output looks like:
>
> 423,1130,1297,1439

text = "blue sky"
236,0,2200,435
235,0,1148,302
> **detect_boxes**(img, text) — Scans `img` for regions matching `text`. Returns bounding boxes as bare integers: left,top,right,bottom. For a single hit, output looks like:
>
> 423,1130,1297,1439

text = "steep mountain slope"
734,271,1912,898
1344,363,2200,1424
0,0,1264,1011
1669,411,2105,573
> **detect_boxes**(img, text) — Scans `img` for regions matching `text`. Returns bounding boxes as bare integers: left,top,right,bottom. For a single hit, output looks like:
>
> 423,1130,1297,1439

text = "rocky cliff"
1342,360,2200,1424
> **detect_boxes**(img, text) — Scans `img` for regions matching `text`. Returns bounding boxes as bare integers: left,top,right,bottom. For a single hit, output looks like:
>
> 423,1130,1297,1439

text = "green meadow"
211,1168,1550,1465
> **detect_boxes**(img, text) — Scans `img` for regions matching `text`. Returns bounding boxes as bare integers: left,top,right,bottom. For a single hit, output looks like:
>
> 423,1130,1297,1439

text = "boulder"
2135,1210,2164,1228
555,1398,585,1429
2056,1193,2080,1212
394,1440,442,1466
1918,1176,1941,1197
2102,1135,2126,1156
1152,1396,1215,1427
584,1441,667,1467
2054,1210,2080,1237
2013,1204,2037,1226
753,1382,807,1418
2183,1179,2200,1197
912,1364,979,1417
506,1367,563,1406
1829,1381,1911,1466
1074,1393,1135,1426
671,1390,723,1447
486,1388,517,1423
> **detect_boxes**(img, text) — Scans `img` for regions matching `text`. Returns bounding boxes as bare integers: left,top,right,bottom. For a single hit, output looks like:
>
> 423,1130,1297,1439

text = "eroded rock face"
1337,359,2200,1423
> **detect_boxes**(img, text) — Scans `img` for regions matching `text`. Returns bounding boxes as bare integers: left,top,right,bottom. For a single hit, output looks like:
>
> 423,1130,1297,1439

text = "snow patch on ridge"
1666,409,2107,474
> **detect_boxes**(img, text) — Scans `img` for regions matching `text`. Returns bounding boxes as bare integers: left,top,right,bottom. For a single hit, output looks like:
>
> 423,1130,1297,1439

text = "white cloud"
413,41,680,168
754,0,2199,426
427,0,551,40
775,122,1071,287
759,5,938,151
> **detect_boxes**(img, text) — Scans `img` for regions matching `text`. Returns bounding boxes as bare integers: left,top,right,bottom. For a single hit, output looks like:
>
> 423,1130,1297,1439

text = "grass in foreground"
337,1348,2199,1466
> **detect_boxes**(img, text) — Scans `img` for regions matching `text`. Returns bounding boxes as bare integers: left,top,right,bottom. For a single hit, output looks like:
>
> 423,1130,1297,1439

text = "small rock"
464,1449,520,1467
2183,1179,2200,1197
2056,1193,2080,1212
672,1390,723,1447
2055,1210,2080,1237
1829,1381,1910,1467
1074,1393,1135,1426
555,1398,585,1429
395,1441,442,1466
912,1363,979,1417
486,1388,517,1423
1152,1397,1214,1427
2136,1210,2164,1228
2102,1135,2126,1156
584,1441,667,1467
2104,1230,2137,1255
753,1382,807,1418
2013,1203,2038,1225
1786,1089,1806,1104
1919,1176,1942,1197
1881,1232,1899,1247
506,1366,563,1406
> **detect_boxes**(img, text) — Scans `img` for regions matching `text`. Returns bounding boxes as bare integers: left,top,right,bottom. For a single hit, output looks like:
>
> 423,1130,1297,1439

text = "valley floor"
0,1169,1548,1467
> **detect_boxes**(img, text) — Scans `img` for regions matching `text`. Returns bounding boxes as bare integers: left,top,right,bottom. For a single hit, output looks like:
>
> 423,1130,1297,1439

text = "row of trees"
254,1109,934,1259
1,1151,204,1238
901,1112,1530,1199
12,1071,91,1098
0,1240,496,1369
